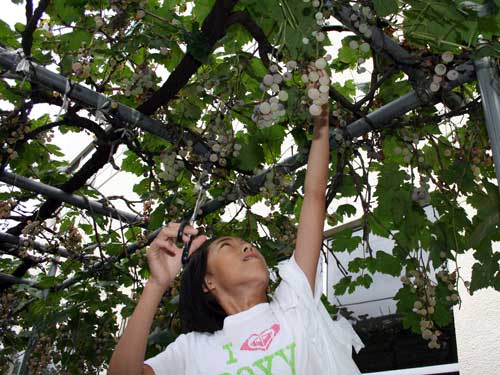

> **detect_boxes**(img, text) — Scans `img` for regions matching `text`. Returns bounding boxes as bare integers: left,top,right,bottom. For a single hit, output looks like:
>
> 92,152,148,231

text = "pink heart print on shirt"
240,324,280,351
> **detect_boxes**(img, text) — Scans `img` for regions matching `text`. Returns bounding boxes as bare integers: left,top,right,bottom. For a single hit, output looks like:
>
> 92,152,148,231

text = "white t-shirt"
145,253,364,375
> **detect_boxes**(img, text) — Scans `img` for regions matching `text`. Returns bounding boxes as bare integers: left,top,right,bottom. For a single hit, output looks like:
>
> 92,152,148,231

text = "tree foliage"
1,0,500,373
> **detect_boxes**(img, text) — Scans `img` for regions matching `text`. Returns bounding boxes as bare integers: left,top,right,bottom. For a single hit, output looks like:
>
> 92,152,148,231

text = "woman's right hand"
146,223,207,290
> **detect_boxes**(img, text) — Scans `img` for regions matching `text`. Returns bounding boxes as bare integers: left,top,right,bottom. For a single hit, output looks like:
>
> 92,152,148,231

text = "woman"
108,100,364,374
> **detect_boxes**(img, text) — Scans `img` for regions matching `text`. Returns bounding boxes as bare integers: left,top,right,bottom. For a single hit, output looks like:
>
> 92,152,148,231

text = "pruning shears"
177,172,209,267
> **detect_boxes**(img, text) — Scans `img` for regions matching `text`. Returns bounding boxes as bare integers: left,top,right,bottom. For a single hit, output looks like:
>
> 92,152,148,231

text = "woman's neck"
217,288,268,315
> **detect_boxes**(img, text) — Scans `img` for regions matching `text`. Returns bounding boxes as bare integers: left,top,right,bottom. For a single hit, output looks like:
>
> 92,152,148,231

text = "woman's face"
204,237,269,293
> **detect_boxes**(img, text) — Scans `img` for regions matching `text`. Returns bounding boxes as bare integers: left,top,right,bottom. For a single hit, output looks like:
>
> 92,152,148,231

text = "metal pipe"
0,170,143,224
346,91,420,137
474,57,500,191
0,47,210,156
334,5,416,66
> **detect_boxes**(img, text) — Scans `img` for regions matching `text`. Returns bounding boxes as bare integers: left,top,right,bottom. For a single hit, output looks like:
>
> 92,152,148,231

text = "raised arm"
294,98,330,292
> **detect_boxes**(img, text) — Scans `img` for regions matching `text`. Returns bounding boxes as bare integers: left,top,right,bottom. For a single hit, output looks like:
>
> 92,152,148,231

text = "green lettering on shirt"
223,342,238,365
252,353,275,375
218,341,296,375
252,341,296,375
274,342,296,375
236,367,255,375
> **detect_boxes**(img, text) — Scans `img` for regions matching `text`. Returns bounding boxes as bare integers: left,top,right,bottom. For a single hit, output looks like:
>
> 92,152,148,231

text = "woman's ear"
203,276,215,293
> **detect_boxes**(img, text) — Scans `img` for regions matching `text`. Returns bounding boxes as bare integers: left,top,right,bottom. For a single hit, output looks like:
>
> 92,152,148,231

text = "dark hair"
179,237,227,334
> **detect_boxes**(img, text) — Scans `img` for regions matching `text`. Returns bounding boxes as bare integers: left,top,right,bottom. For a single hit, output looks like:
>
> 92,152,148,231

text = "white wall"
453,248,500,375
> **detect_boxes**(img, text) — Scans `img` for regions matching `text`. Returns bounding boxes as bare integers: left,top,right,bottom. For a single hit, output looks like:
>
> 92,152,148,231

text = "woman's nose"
243,245,251,253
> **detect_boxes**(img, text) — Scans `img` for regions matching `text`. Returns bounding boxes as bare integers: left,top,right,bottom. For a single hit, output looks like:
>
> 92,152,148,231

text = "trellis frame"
0,54,484,291
474,57,500,193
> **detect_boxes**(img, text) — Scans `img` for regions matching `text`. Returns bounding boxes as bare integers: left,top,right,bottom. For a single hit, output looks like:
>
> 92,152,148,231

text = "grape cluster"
258,169,293,199
179,113,243,176
400,263,461,349
18,220,58,259
122,66,155,98
38,130,55,144
348,5,378,73
16,239,34,259
169,275,182,298
253,0,334,126
411,175,430,206
135,231,148,249
428,51,459,93
72,60,91,80
435,269,461,303
350,4,374,38
3,120,31,160
27,334,53,374
348,37,370,53
303,1,332,117
61,225,83,253
350,42,370,75
21,220,42,237
94,320,117,368
204,116,242,167
159,151,183,182
253,63,294,128
0,199,14,219
394,144,414,164
6,115,53,148
332,124,344,143
393,127,427,165
276,220,297,246
302,58,331,116
213,181,241,204
400,269,443,349
348,38,371,53
156,303,169,327
142,200,153,217
469,147,492,181
348,4,374,71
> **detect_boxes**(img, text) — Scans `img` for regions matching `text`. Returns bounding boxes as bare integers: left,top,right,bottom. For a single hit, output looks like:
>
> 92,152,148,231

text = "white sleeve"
144,333,188,375
273,252,323,308
274,252,365,354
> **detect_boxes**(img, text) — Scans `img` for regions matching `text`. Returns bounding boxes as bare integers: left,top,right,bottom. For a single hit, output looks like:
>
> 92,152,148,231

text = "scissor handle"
178,220,194,267
177,220,189,243
182,236,194,267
